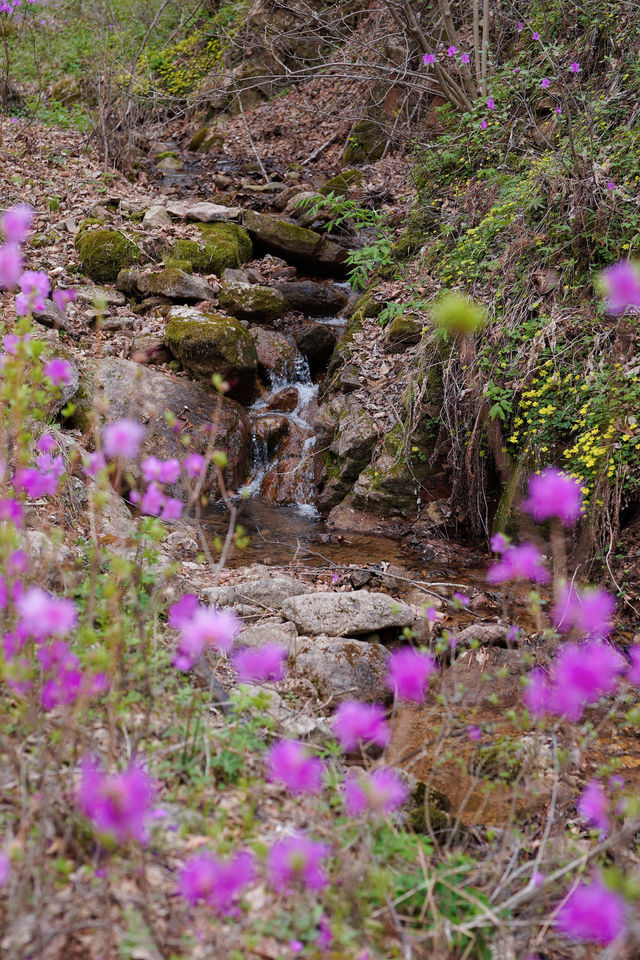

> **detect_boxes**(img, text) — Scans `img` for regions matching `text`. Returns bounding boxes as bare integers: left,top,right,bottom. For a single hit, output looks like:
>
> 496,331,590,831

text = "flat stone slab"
166,200,241,222
204,577,311,616
75,285,126,306
281,590,414,637
291,635,390,703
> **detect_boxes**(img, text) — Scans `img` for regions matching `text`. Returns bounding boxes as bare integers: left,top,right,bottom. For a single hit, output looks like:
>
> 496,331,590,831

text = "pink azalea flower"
490,532,508,553
570,62,580,73
38,641,83,711
549,640,625,721
517,21,523,31
0,497,23,526
487,542,550,584
168,595,199,629
268,834,330,892
481,118,488,131
461,52,470,64
487,97,495,110
556,104,562,114
173,604,240,670
37,433,57,453
266,740,325,794
17,587,77,640
467,725,481,740
141,457,180,484
532,32,540,40
552,585,615,639
183,453,205,477
541,77,550,88
76,756,157,845
178,850,254,914
522,467,583,526
601,260,640,314
140,482,164,516
423,53,436,65
577,780,610,835
606,181,615,190
52,288,76,311
333,700,390,751
343,767,408,816
81,452,106,477
447,45,457,56
0,850,9,887
44,358,73,386
16,270,50,315
0,243,23,288
556,876,626,944
627,645,640,684
385,648,437,702
13,467,59,498
102,419,146,460
161,497,182,520
233,643,287,683
1,204,33,244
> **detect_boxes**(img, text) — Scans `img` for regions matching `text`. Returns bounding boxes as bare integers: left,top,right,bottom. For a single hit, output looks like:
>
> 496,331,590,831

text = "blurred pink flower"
267,740,325,794
0,851,9,887
102,419,146,460
447,45,457,56
52,288,76,310
550,640,624,720
16,269,50,315
541,77,550,88
178,850,254,914
184,453,206,477
344,767,408,816
577,780,610,835
556,876,626,944
627,645,640,684
522,468,583,525
76,757,156,845
0,243,23,288
233,643,287,683
601,260,640,314
487,97,495,109
1,204,33,244
487,542,550,584
333,700,390,751
570,62,581,73
44,358,73,386
385,648,437,701
552,585,615,639
17,587,77,640
423,53,436,65
173,604,240,670
268,834,329,892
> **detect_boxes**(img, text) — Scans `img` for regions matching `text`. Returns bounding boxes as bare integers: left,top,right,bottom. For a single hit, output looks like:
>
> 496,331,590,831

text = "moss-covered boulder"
170,223,253,276
343,118,386,164
136,268,215,302
384,313,423,353
314,394,378,510
319,169,363,197
218,281,286,323
188,125,225,153
165,306,258,402
242,209,350,274
75,229,141,283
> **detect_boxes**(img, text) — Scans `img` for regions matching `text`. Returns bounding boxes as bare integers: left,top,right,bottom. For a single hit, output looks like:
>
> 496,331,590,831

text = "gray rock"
33,299,71,332
294,322,336,374
136,268,215,301
290,634,390,703
165,200,241,222
157,156,184,173
235,618,298,648
203,577,311,616
75,285,126,306
281,590,414,637
143,205,172,229
454,624,514,647
242,209,350,275
130,333,172,365
218,280,287,323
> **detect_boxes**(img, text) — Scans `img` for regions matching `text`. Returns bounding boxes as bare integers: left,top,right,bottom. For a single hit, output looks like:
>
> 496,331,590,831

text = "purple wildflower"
333,700,390,751
522,468,583,526
76,757,157,845
1,204,33,244
447,45,457,56
570,62,581,73
183,453,206,477
44,358,73,386
556,876,626,945
627,645,640,684
423,53,436,65
552,585,615,639
17,587,77,640
487,542,550,584
178,850,254,914
266,740,325,795
102,419,146,460
52,288,76,311
15,270,50,315
461,52,470,64
532,32,540,40
487,97,495,110
233,643,287,683
0,850,9,887
343,767,408,817
268,834,329,892
481,118,488,131
0,244,23,288
385,648,436,702
549,640,625,721
601,260,640,314
541,77,550,88
577,780,610,835
491,532,508,553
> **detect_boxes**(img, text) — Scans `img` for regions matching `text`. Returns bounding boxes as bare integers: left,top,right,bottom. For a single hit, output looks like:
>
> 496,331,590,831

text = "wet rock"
314,395,377,510
319,169,363,196
251,327,300,381
136,268,215,302
294,322,337,374
291,635,390,703
187,126,225,153
75,229,142,283
143,205,172,229
165,306,258,402
271,279,348,314
262,454,314,506
350,569,373,588
265,386,299,413
242,209,350,274
203,577,311,616
33,299,70,332
253,415,289,452
115,267,141,294
75,285,127,307
218,280,287,323
71,356,250,495
281,590,414,638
